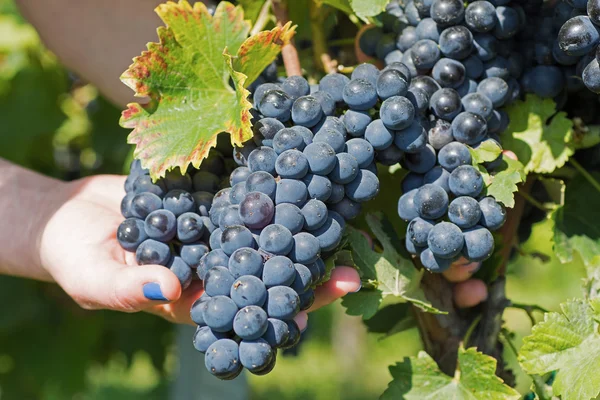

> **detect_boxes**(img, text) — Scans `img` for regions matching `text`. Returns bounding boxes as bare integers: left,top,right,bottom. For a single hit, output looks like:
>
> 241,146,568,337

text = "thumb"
84,261,183,312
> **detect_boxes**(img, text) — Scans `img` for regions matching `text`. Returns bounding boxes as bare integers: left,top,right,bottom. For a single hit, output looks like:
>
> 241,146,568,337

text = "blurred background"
0,0,587,399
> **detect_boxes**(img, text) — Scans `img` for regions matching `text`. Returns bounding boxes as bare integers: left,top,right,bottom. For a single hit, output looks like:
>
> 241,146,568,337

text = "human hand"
38,174,360,328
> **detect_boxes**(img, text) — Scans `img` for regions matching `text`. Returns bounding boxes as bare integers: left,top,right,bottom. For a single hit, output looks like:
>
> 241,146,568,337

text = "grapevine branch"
308,1,336,73
272,0,302,76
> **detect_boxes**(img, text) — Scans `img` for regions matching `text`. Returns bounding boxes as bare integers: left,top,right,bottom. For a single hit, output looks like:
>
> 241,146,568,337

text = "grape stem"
308,0,336,73
518,190,553,212
271,0,302,76
570,158,600,194
509,302,549,325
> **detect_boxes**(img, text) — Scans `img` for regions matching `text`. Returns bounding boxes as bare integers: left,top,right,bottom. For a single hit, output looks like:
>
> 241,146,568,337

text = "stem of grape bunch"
272,0,302,76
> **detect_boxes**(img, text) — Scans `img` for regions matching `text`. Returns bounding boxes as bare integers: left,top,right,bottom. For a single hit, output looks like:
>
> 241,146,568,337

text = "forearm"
15,0,163,108
0,159,64,281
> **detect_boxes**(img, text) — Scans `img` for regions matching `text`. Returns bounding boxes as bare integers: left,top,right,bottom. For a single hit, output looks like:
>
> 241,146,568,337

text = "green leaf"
317,0,391,19
317,0,353,15
237,0,267,23
120,1,293,179
470,139,503,164
503,94,574,174
519,298,600,400
553,173,600,268
484,157,526,208
382,347,520,400
341,213,443,319
573,125,600,150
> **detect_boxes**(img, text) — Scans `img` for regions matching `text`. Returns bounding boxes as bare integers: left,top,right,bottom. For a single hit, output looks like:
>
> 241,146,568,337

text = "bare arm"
15,0,163,107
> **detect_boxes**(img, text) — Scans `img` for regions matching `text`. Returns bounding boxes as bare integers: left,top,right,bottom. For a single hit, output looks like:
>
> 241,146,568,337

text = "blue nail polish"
143,282,168,301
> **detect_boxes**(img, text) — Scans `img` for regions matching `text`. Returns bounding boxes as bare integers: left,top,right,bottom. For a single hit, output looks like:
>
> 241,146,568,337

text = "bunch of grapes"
118,153,229,289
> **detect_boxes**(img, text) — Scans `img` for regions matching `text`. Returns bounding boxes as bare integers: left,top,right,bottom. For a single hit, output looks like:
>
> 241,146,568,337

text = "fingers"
443,258,481,282
502,150,518,161
453,279,488,308
68,260,182,313
147,280,204,325
308,266,361,312
294,311,309,332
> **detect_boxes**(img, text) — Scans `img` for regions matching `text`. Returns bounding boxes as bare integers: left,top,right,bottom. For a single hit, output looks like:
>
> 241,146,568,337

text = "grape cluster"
118,152,227,289
191,71,396,379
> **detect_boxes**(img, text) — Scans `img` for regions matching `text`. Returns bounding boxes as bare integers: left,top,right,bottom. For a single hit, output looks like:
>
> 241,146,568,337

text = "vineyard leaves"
503,95,574,174
553,173,600,267
470,140,525,208
519,299,600,400
382,347,520,400
317,0,390,19
341,213,443,319
120,1,293,179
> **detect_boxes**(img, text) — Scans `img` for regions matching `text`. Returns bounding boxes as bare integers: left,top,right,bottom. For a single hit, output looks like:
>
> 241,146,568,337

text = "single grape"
248,147,278,176
239,339,274,373
407,217,435,247
218,205,244,229
303,142,337,175
275,179,308,206
299,289,315,310
343,110,372,137
273,128,306,154
169,256,193,289
423,165,450,192
351,63,380,87
275,149,309,179
411,39,441,69
402,173,425,193
461,93,493,120
220,225,256,256
345,170,380,202
439,26,473,60
449,165,484,197
202,296,238,333
416,18,442,42
290,263,313,294
478,197,507,230
204,266,236,297
164,169,193,192
118,218,148,251
245,171,277,200
365,119,395,150
292,96,324,127
462,225,494,261
228,247,264,279
289,232,320,264
301,199,328,230
451,112,488,145
258,89,293,122
204,339,242,379
438,142,472,171
177,212,205,243
302,174,333,202
428,118,454,149
262,318,290,348
430,0,465,27
329,153,359,184
465,1,497,32
477,77,509,108
233,306,269,340
319,73,350,103
394,120,427,153
229,182,247,205
259,224,294,255
494,6,520,39
144,209,177,241
273,203,305,234
264,286,300,320
281,320,301,349
376,69,409,100
310,216,343,251
427,221,464,259
430,88,463,121
281,76,310,101
130,192,163,219
253,117,285,147
448,196,482,229
420,248,454,272
432,58,466,89
193,326,228,354
239,191,275,229
133,175,166,197
180,242,209,269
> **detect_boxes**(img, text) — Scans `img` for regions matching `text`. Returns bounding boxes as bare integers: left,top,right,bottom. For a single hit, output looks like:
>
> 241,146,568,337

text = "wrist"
0,159,66,281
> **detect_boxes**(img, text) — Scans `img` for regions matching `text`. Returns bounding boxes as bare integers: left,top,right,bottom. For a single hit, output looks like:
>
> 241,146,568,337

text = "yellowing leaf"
120,1,293,179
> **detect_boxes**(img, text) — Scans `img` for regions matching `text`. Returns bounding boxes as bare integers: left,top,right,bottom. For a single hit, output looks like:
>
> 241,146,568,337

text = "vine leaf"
120,1,293,179
382,347,520,400
553,173,600,268
519,298,600,400
470,139,502,164
317,0,390,19
503,94,574,175
484,157,526,208
470,140,525,208
341,213,443,319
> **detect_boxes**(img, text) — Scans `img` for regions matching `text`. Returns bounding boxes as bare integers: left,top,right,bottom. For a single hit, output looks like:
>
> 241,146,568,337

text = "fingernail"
353,281,362,293
301,325,308,334
143,282,168,301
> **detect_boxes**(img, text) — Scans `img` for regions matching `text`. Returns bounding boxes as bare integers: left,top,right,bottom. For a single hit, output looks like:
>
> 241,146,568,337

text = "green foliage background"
0,1,592,399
